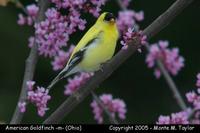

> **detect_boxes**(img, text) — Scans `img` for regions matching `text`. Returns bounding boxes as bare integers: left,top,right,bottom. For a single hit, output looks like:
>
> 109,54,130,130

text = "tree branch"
43,0,194,124
157,58,187,109
10,0,50,124
91,91,119,124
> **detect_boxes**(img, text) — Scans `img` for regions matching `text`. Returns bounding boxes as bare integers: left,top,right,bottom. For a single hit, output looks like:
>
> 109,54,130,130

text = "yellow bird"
48,12,119,89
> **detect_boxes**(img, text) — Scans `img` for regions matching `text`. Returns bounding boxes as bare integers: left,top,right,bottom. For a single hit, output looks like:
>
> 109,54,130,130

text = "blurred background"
0,0,200,124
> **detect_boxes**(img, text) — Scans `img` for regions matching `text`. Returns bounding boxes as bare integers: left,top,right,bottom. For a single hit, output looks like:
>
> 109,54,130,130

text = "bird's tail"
47,66,78,90
47,72,64,90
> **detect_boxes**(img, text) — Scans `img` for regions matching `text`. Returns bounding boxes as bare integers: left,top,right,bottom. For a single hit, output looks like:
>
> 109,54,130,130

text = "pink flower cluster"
146,40,184,78
34,8,85,57
185,73,200,124
50,0,107,17
157,73,200,124
51,45,75,71
120,28,147,50
186,89,200,110
117,10,145,50
18,81,51,117
90,94,127,124
17,4,39,26
64,72,93,95
157,110,190,124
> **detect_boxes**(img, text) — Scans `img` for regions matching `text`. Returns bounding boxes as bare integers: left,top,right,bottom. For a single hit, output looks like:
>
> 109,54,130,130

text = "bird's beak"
110,18,115,23
110,18,115,24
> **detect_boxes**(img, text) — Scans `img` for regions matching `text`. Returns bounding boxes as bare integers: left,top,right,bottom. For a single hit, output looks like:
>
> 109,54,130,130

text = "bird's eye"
104,13,115,22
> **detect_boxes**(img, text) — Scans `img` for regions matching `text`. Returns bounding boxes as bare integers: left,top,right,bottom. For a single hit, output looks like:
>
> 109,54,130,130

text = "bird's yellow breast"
78,25,118,72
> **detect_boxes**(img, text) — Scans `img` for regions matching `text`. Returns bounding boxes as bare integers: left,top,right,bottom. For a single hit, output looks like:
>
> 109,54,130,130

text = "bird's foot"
100,67,104,72
99,63,105,72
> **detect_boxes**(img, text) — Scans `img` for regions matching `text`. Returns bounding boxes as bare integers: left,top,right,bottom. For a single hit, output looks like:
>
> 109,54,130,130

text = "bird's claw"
99,63,105,72
100,67,104,72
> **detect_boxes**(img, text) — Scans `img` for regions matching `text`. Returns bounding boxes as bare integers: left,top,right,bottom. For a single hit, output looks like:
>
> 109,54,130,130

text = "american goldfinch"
48,12,119,89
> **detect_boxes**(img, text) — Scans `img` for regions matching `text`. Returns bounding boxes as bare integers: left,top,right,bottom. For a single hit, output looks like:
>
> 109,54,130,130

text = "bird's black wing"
68,38,98,70
58,37,98,79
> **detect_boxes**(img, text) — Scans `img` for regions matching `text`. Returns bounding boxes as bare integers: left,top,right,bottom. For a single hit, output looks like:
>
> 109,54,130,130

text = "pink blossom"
157,116,170,124
170,111,189,124
191,119,200,124
146,40,184,78
159,73,200,124
18,101,27,113
50,0,107,17
133,11,144,21
35,8,87,57
68,10,87,32
90,94,127,124
17,4,39,26
26,4,39,17
186,89,200,110
154,69,161,79
120,28,147,50
51,45,75,71
26,80,35,90
186,91,198,103
35,8,69,57
157,111,189,124
19,81,51,117
64,73,93,95
184,73,200,123
17,14,26,25
27,86,51,117
27,16,33,26
117,9,145,50
19,80,52,116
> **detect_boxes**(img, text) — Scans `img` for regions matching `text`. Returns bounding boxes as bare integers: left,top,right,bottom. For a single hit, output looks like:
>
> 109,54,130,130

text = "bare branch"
10,0,50,124
157,58,187,109
43,0,193,124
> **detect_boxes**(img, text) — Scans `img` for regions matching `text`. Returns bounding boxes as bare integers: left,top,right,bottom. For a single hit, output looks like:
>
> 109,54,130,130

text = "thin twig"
145,43,187,110
91,91,119,124
156,59,187,109
43,0,194,124
10,0,50,124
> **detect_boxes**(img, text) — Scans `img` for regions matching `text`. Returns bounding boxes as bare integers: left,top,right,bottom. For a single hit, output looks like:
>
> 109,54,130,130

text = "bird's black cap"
104,12,115,21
